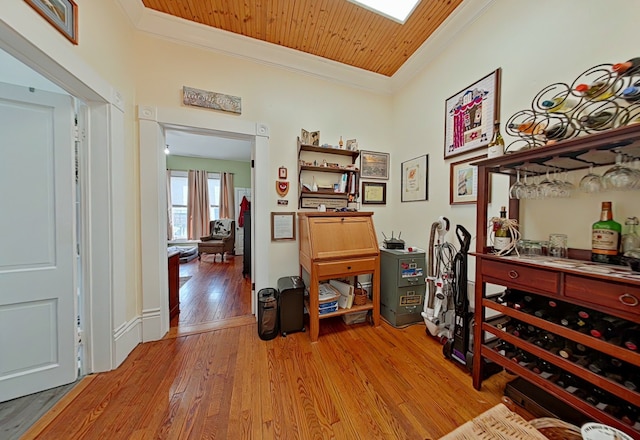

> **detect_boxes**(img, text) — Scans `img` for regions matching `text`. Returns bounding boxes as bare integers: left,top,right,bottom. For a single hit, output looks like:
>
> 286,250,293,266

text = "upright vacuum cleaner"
443,224,472,366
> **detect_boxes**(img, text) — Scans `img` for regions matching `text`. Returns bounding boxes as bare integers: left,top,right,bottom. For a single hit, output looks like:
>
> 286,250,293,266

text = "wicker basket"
353,285,368,306
528,417,582,440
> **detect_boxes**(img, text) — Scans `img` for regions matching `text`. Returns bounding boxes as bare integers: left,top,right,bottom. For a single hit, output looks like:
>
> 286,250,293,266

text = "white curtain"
187,169,210,239
219,172,235,219
166,170,173,240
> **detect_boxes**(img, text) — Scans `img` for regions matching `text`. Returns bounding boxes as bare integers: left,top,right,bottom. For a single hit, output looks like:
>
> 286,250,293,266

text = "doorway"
164,127,253,329
138,107,271,342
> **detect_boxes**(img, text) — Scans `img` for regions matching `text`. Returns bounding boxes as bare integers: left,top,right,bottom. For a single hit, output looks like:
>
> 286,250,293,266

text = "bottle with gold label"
592,201,621,264
487,121,504,158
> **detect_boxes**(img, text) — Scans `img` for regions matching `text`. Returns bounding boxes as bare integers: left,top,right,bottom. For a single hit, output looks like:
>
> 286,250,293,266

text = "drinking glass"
548,233,568,258
509,169,525,199
602,153,638,191
578,164,603,193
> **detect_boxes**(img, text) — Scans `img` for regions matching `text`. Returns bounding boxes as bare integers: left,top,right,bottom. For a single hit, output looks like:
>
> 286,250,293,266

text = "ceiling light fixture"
164,145,170,155
347,0,421,24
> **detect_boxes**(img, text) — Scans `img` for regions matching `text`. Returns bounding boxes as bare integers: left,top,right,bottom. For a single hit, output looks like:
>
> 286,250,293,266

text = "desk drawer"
481,259,559,294
316,257,377,278
565,275,640,318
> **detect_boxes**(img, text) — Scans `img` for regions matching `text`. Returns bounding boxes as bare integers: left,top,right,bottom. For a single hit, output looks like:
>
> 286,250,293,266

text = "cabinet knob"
619,293,639,307
347,266,352,270
508,270,519,279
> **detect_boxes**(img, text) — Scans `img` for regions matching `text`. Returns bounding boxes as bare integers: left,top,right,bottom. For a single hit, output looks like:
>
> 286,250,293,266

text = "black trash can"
277,276,306,337
257,288,279,341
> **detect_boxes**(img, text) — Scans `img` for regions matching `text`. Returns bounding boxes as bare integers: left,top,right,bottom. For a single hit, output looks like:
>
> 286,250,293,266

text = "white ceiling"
164,127,252,161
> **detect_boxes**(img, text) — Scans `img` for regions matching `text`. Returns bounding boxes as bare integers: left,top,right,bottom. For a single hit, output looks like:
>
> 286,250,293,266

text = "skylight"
347,0,421,24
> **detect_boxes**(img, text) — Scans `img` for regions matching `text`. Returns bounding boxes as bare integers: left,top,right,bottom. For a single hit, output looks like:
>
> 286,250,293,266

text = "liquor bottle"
579,110,615,130
592,201,622,264
493,206,512,252
487,121,505,158
613,57,640,76
589,315,631,340
621,216,640,253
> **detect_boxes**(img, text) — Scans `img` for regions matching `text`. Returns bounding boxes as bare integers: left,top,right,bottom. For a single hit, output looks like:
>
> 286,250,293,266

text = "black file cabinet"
380,249,426,327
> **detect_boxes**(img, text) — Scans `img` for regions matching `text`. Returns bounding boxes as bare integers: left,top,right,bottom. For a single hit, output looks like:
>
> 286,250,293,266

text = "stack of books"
318,283,339,314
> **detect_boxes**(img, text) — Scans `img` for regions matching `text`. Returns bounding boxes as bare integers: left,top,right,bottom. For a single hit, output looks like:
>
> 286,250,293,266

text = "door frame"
138,106,269,340
0,12,126,373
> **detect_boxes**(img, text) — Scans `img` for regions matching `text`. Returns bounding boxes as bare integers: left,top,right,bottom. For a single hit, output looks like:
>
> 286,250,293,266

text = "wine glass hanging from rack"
504,62,640,154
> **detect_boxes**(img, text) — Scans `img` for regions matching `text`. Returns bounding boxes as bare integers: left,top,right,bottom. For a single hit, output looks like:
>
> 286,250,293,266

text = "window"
169,170,221,239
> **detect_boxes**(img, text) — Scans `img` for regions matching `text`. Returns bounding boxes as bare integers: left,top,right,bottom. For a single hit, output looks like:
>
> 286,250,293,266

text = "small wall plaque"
183,86,242,114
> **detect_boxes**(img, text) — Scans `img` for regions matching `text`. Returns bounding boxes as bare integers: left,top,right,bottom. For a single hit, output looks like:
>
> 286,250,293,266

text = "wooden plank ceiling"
141,0,463,77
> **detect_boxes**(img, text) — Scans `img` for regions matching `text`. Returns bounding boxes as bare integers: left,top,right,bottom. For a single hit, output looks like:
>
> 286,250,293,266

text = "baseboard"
113,316,142,367
141,307,164,342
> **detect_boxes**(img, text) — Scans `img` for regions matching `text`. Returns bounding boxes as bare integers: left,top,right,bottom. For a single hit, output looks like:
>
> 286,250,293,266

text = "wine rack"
504,59,640,153
472,125,640,438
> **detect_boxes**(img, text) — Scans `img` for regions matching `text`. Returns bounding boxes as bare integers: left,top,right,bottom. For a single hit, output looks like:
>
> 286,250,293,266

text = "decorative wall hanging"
401,155,428,202
444,68,501,159
276,181,290,197
362,182,387,204
271,212,296,241
450,154,487,205
360,150,390,180
25,0,78,44
182,86,242,114
279,166,287,179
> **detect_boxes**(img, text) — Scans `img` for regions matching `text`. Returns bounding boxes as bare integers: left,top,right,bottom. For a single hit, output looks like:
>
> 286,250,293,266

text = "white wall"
392,0,640,274
133,34,396,285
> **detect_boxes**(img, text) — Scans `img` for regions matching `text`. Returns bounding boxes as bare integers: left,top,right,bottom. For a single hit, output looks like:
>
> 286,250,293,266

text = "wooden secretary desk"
298,212,380,342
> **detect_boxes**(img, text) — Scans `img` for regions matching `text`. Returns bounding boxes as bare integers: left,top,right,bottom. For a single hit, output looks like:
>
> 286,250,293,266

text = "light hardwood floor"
24,256,514,439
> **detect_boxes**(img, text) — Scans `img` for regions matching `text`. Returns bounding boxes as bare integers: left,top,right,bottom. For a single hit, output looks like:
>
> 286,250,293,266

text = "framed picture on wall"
362,182,386,204
449,154,488,205
401,155,428,202
444,68,501,159
25,0,78,44
360,150,390,180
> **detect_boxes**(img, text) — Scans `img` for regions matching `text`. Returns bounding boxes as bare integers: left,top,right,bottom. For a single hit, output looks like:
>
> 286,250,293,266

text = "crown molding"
116,0,494,95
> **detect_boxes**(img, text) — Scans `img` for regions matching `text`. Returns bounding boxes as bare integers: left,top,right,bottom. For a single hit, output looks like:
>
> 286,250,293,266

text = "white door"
0,82,77,402
234,187,251,255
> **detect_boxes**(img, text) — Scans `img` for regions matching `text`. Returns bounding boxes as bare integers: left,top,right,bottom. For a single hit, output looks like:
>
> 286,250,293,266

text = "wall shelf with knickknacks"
297,137,360,209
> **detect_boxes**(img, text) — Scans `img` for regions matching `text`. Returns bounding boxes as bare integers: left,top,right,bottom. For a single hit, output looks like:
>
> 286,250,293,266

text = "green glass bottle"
592,201,621,264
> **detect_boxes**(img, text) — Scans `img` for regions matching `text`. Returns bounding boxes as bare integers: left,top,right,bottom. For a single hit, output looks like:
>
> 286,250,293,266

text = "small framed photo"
362,182,386,205
278,166,287,179
450,154,487,205
271,212,296,241
25,0,78,45
301,129,310,145
401,155,428,202
444,68,501,159
346,139,358,151
360,150,390,180
310,131,320,146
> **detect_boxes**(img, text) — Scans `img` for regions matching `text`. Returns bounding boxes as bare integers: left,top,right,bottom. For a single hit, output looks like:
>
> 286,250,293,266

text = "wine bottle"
487,121,505,158
493,206,512,252
619,403,639,426
558,340,589,361
579,110,615,130
589,315,631,340
560,312,587,330
541,96,578,114
544,122,575,141
621,326,639,351
495,289,522,308
575,81,614,101
622,85,640,103
507,120,547,136
613,57,640,76
592,201,622,264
